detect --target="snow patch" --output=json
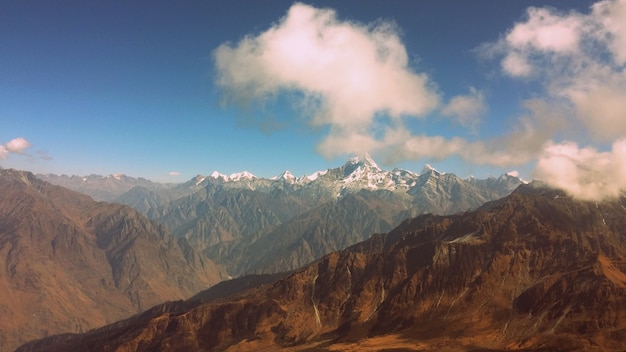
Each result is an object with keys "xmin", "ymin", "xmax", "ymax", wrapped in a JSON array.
[
  {"xmin": 307, "ymin": 170, "xmax": 328, "ymax": 181},
  {"xmin": 210, "ymin": 171, "xmax": 228, "ymax": 180},
  {"xmin": 272, "ymin": 170, "xmax": 297, "ymax": 183},
  {"xmin": 195, "ymin": 176, "xmax": 207, "ymax": 186}
]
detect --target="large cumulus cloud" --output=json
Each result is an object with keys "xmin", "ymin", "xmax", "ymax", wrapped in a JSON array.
[
  {"xmin": 486, "ymin": 0, "xmax": 626, "ymax": 200},
  {"xmin": 215, "ymin": 0, "xmax": 626, "ymax": 201},
  {"xmin": 214, "ymin": 2, "xmax": 489, "ymax": 159}
]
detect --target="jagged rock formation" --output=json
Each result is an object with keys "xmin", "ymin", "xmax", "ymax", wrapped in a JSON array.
[
  {"xmin": 18, "ymin": 184, "xmax": 626, "ymax": 351},
  {"xmin": 0, "ymin": 169, "xmax": 226, "ymax": 351}
]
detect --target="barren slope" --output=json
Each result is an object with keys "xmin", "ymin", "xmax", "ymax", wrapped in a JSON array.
[
  {"xmin": 17, "ymin": 184, "xmax": 626, "ymax": 351},
  {"xmin": 0, "ymin": 169, "xmax": 225, "ymax": 351}
]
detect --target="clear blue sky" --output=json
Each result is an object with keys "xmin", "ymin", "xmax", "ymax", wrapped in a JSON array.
[{"xmin": 3, "ymin": 0, "xmax": 617, "ymax": 187}]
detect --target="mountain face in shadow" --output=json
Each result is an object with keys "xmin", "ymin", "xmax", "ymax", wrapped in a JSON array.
[
  {"xmin": 100, "ymin": 156, "xmax": 523, "ymax": 277},
  {"xmin": 18, "ymin": 184, "xmax": 626, "ymax": 351},
  {"xmin": 0, "ymin": 169, "xmax": 226, "ymax": 351}
]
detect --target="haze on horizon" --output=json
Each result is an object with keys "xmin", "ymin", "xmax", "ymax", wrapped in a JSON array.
[{"xmin": 2, "ymin": 0, "xmax": 626, "ymax": 201}]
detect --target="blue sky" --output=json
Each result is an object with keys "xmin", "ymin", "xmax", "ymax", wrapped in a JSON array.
[{"xmin": 4, "ymin": 0, "xmax": 624, "ymax": 199}]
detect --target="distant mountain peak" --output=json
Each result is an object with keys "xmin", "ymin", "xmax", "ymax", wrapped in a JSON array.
[
  {"xmin": 210, "ymin": 171, "xmax": 228, "ymax": 180},
  {"xmin": 501, "ymin": 172, "xmax": 529, "ymax": 184},
  {"xmin": 346, "ymin": 152, "xmax": 381, "ymax": 170},
  {"xmin": 421, "ymin": 164, "xmax": 442, "ymax": 176},
  {"xmin": 104, "ymin": 173, "xmax": 125, "ymax": 181},
  {"xmin": 306, "ymin": 170, "xmax": 328, "ymax": 181},
  {"xmin": 228, "ymin": 171, "xmax": 257, "ymax": 181},
  {"xmin": 271, "ymin": 170, "xmax": 297, "ymax": 183}
]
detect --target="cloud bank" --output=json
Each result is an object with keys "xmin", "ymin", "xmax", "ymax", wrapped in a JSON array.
[
  {"xmin": 535, "ymin": 139, "xmax": 626, "ymax": 201},
  {"xmin": 486, "ymin": 0, "xmax": 626, "ymax": 200},
  {"xmin": 215, "ymin": 0, "xmax": 626, "ymax": 201},
  {"xmin": 0, "ymin": 137, "xmax": 31, "ymax": 160}
]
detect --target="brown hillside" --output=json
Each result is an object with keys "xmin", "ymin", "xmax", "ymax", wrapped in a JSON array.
[
  {"xmin": 17, "ymin": 184, "xmax": 626, "ymax": 351},
  {"xmin": 0, "ymin": 169, "xmax": 225, "ymax": 351}
]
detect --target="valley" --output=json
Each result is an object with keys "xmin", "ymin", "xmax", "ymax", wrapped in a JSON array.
[{"xmin": 6, "ymin": 0, "xmax": 626, "ymax": 350}]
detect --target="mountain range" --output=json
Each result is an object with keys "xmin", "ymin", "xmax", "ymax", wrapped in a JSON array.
[
  {"xmin": 0, "ymin": 169, "xmax": 226, "ymax": 351},
  {"xmin": 39, "ymin": 154, "xmax": 524, "ymax": 277},
  {"xmin": 18, "ymin": 184, "xmax": 626, "ymax": 351}
]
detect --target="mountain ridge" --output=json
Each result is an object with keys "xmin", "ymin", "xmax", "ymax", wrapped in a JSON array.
[
  {"xmin": 17, "ymin": 183, "xmax": 626, "ymax": 351},
  {"xmin": 38, "ymin": 156, "xmax": 526, "ymax": 277},
  {"xmin": 0, "ymin": 169, "xmax": 226, "ymax": 351},
  {"xmin": 37, "ymin": 153, "xmax": 525, "ymax": 202}
]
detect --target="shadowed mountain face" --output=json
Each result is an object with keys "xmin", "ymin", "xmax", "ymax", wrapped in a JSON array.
[
  {"xmin": 95, "ymin": 157, "xmax": 523, "ymax": 277},
  {"xmin": 0, "ymin": 169, "xmax": 226, "ymax": 351},
  {"xmin": 18, "ymin": 184, "xmax": 626, "ymax": 351},
  {"xmin": 37, "ymin": 157, "xmax": 523, "ymax": 278}
]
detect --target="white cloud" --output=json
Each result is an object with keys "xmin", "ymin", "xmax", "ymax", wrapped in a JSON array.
[
  {"xmin": 0, "ymin": 137, "xmax": 31, "ymax": 159},
  {"xmin": 592, "ymin": 0, "xmax": 626, "ymax": 65},
  {"xmin": 559, "ymin": 63, "xmax": 626, "ymax": 141},
  {"xmin": 213, "ymin": 2, "xmax": 571, "ymax": 171},
  {"xmin": 5, "ymin": 137, "xmax": 30, "ymax": 154},
  {"xmin": 351, "ymin": 126, "xmax": 539, "ymax": 168},
  {"xmin": 214, "ymin": 1, "xmax": 626, "ymax": 201},
  {"xmin": 490, "ymin": 0, "xmax": 626, "ymax": 135},
  {"xmin": 441, "ymin": 87, "xmax": 487, "ymax": 128},
  {"xmin": 501, "ymin": 53, "xmax": 533, "ymax": 77},
  {"xmin": 497, "ymin": 7, "xmax": 584, "ymax": 77},
  {"xmin": 214, "ymin": 2, "xmax": 440, "ymax": 158},
  {"xmin": 168, "ymin": 171, "xmax": 181, "ymax": 176},
  {"xmin": 481, "ymin": 0, "xmax": 626, "ymax": 200},
  {"xmin": 534, "ymin": 139, "xmax": 626, "ymax": 201},
  {"xmin": 506, "ymin": 7, "xmax": 583, "ymax": 53}
]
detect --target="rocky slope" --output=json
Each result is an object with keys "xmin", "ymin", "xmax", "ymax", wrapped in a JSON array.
[
  {"xmin": 209, "ymin": 189, "xmax": 411, "ymax": 275},
  {"xmin": 37, "ymin": 156, "xmax": 523, "ymax": 277},
  {"xmin": 134, "ymin": 156, "xmax": 523, "ymax": 276},
  {"xmin": 18, "ymin": 184, "xmax": 626, "ymax": 351},
  {"xmin": 0, "ymin": 169, "xmax": 226, "ymax": 351}
]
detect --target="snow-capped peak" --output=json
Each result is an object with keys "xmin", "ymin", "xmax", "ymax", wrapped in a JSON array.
[
  {"xmin": 362, "ymin": 152, "xmax": 379, "ymax": 169},
  {"xmin": 346, "ymin": 152, "xmax": 381, "ymax": 170},
  {"xmin": 105, "ymin": 173, "xmax": 125, "ymax": 181},
  {"xmin": 272, "ymin": 170, "xmax": 297, "ymax": 183},
  {"xmin": 210, "ymin": 171, "xmax": 228, "ymax": 180},
  {"xmin": 228, "ymin": 171, "xmax": 257, "ymax": 181},
  {"xmin": 306, "ymin": 169, "xmax": 328, "ymax": 181}
]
